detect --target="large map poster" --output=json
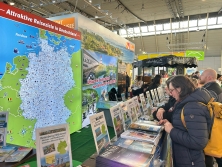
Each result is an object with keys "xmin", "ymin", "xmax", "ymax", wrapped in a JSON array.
[{"xmin": 0, "ymin": 3, "xmax": 82, "ymax": 147}]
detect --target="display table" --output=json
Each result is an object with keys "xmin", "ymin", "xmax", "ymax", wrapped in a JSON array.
[{"xmin": 0, "ymin": 149, "xmax": 36, "ymax": 167}]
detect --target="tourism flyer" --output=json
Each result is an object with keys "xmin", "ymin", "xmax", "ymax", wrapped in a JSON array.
[
  {"xmin": 0, "ymin": 145, "xmax": 17, "ymax": 162},
  {"xmin": 35, "ymin": 123, "xmax": 72, "ymax": 167},
  {"xmin": 132, "ymin": 96, "xmax": 142, "ymax": 118},
  {"xmin": 0, "ymin": 112, "xmax": 8, "ymax": 147},
  {"xmin": 129, "ymin": 121, "xmax": 162, "ymax": 133},
  {"xmin": 150, "ymin": 89, "xmax": 157, "ymax": 104},
  {"xmin": 110, "ymin": 104, "xmax": 124, "ymax": 138},
  {"xmin": 146, "ymin": 91, "xmax": 154, "ymax": 109},
  {"xmin": 5, "ymin": 147, "xmax": 32, "ymax": 162},
  {"xmin": 139, "ymin": 93, "xmax": 148, "ymax": 115},
  {"xmin": 89, "ymin": 112, "xmax": 110, "ymax": 154},
  {"xmin": 119, "ymin": 102, "xmax": 131, "ymax": 130},
  {"xmin": 121, "ymin": 93, "xmax": 126, "ymax": 102},
  {"xmin": 126, "ymin": 99, "xmax": 138, "ymax": 123}
]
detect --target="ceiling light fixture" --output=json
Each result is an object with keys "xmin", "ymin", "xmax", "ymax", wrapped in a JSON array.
[
  {"xmin": 30, "ymin": 2, "xmax": 34, "ymax": 8},
  {"xmin": 40, "ymin": 2, "xmax": 43, "ymax": 6},
  {"xmin": 89, "ymin": 0, "xmax": 92, "ymax": 3},
  {"xmin": 9, "ymin": 2, "xmax": 15, "ymax": 5},
  {"xmin": 52, "ymin": 0, "xmax": 56, "ymax": 3},
  {"xmin": 141, "ymin": 3, "xmax": 145, "ymax": 11},
  {"xmin": 94, "ymin": 4, "xmax": 101, "ymax": 10}
]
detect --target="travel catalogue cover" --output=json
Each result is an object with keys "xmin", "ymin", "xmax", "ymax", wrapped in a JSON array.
[
  {"xmin": 5, "ymin": 147, "xmax": 32, "ymax": 162},
  {"xmin": 139, "ymin": 93, "xmax": 148, "ymax": 114},
  {"xmin": 120, "ymin": 129, "xmax": 160, "ymax": 144},
  {"xmin": 113, "ymin": 138, "xmax": 156, "ymax": 154},
  {"xmin": 97, "ymin": 145, "xmax": 153, "ymax": 167},
  {"xmin": 35, "ymin": 123, "xmax": 72, "ymax": 167},
  {"xmin": 90, "ymin": 112, "xmax": 110, "ymax": 154},
  {"xmin": 129, "ymin": 121, "xmax": 162, "ymax": 133},
  {"xmin": 126, "ymin": 99, "xmax": 138, "ymax": 123},
  {"xmin": 110, "ymin": 104, "xmax": 124, "ymax": 137},
  {"xmin": 0, "ymin": 112, "xmax": 8, "ymax": 147},
  {"xmin": 119, "ymin": 102, "xmax": 131, "ymax": 130},
  {"xmin": 132, "ymin": 96, "xmax": 142, "ymax": 118}
]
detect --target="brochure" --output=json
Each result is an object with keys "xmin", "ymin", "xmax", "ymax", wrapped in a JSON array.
[
  {"xmin": 129, "ymin": 121, "xmax": 162, "ymax": 133},
  {"xmin": 5, "ymin": 147, "xmax": 32, "ymax": 162},
  {"xmin": 139, "ymin": 93, "xmax": 148, "ymax": 115},
  {"xmin": 110, "ymin": 104, "xmax": 124, "ymax": 138},
  {"xmin": 0, "ymin": 145, "xmax": 17, "ymax": 162},
  {"xmin": 0, "ymin": 112, "xmax": 9, "ymax": 147},
  {"xmin": 97, "ymin": 145, "xmax": 153, "ymax": 167},
  {"xmin": 121, "ymin": 93, "xmax": 126, "ymax": 102},
  {"xmin": 89, "ymin": 112, "xmax": 110, "ymax": 154},
  {"xmin": 132, "ymin": 96, "xmax": 142, "ymax": 118},
  {"xmin": 126, "ymin": 99, "xmax": 138, "ymax": 123},
  {"xmin": 113, "ymin": 138, "xmax": 156, "ymax": 154},
  {"xmin": 119, "ymin": 102, "xmax": 131, "ymax": 130},
  {"xmin": 146, "ymin": 92, "xmax": 154, "ymax": 109},
  {"xmin": 120, "ymin": 129, "xmax": 160, "ymax": 144},
  {"xmin": 35, "ymin": 123, "xmax": 72, "ymax": 167}
]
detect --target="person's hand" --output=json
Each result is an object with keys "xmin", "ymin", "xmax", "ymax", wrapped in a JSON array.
[
  {"xmin": 156, "ymin": 108, "xmax": 165, "ymax": 120},
  {"xmin": 163, "ymin": 119, "xmax": 173, "ymax": 133}
]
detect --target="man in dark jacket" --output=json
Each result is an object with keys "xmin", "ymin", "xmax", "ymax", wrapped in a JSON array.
[{"xmin": 199, "ymin": 68, "xmax": 222, "ymax": 167}]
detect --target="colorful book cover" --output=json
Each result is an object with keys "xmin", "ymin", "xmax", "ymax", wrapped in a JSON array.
[
  {"xmin": 132, "ymin": 96, "xmax": 142, "ymax": 118},
  {"xmin": 0, "ymin": 145, "xmax": 17, "ymax": 162},
  {"xmin": 120, "ymin": 129, "xmax": 160, "ymax": 144},
  {"xmin": 119, "ymin": 102, "xmax": 131, "ymax": 130},
  {"xmin": 35, "ymin": 123, "xmax": 72, "ymax": 167},
  {"xmin": 139, "ymin": 93, "xmax": 148, "ymax": 115},
  {"xmin": 90, "ymin": 112, "xmax": 110, "ymax": 154},
  {"xmin": 98, "ymin": 145, "xmax": 153, "ymax": 167},
  {"xmin": 113, "ymin": 138, "xmax": 155, "ymax": 154},
  {"xmin": 0, "ymin": 112, "xmax": 9, "ymax": 147},
  {"xmin": 129, "ymin": 121, "xmax": 162, "ymax": 133},
  {"xmin": 126, "ymin": 99, "xmax": 138, "ymax": 123},
  {"xmin": 5, "ymin": 147, "xmax": 32, "ymax": 162},
  {"xmin": 146, "ymin": 92, "xmax": 154, "ymax": 109},
  {"xmin": 110, "ymin": 104, "xmax": 124, "ymax": 138}
]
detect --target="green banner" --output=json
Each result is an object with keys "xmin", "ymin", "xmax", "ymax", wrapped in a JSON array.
[{"xmin": 186, "ymin": 50, "xmax": 205, "ymax": 60}]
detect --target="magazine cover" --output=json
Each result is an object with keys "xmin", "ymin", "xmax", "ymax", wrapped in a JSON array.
[
  {"xmin": 89, "ymin": 112, "xmax": 110, "ymax": 154},
  {"xmin": 129, "ymin": 121, "xmax": 162, "ymax": 133},
  {"xmin": 126, "ymin": 99, "xmax": 138, "ymax": 123},
  {"xmin": 139, "ymin": 93, "xmax": 148, "ymax": 114},
  {"xmin": 5, "ymin": 147, "xmax": 32, "ymax": 162},
  {"xmin": 113, "ymin": 138, "xmax": 155, "ymax": 154},
  {"xmin": 120, "ymin": 129, "xmax": 160, "ymax": 144},
  {"xmin": 98, "ymin": 145, "xmax": 153, "ymax": 167},
  {"xmin": 110, "ymin": 105, "xmax": 124, "ymax": 138},
  {"xmin": 150, "ymin": 89, "xmax": 157, "ymax": 104},
  {"xmin": 146, "ymin": 92, "xmax": 153, "ymax": 109},
  {"xmin": 132, "ymin": 96, "xmax": 142, "ymax": 118},
  {"xmin": 36, "ymin": 123, "xmax": 72, "ymax": 167},
  {"xmin": 119, "ymin": 102, "xmax": 131, "ymax": 130},
  {"xmin": 0, "ymin": 145, "xmax": 17, "ymax": 162},
  {"xmin": 0, "ymin": 112, "xmax": 8, "ymax": 147}
]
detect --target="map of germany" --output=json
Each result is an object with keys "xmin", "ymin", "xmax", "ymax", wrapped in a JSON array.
[{"xmin": 0, "ymin": 17, "xmax": 82, "ymax": 147}]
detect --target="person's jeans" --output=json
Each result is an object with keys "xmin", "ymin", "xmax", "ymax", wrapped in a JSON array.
[{"xmin": 215, "ymin": 157, "xmax": 222, "ymax": 167}]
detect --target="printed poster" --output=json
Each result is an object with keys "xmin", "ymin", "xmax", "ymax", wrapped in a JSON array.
[
  {"xmin": 0, "ymin": 112, "xmax": 8, "ymax": 147},
  {"xmin": 110, "ymin": 104, "xmax": 124, "ymax": 137},
  {"xmin": 36, "ymin": 124, "xmax": 72, "ymax": 167},
  {"xmin": 89, "ymin": 112, "xmax": 110, "ymax": 154}
]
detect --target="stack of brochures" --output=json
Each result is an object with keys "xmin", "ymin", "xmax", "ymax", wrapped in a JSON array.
[
  {"xmin": 0, "ymin": 146, "xmax": 32, "ymax": 162},
  {"xmin": 96, "ymin": 145, "xmax": 153, "ymax": 167},
  {"xmin": 129, "ymin": 120, "xmax": 163, "ymax": 133}
]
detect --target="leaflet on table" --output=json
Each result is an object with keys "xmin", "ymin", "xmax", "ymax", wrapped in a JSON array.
[
  {"xmin": 36, "ymin": 123, "xmax": 72, "ymax": 167},
  {"xmin": 119, "ymin": 102, "xmax": 132, "ymax": 130},
  {"xmin": 0, "ymin": 112, "xmax": 9, "ymax": 147},
  {"xmin": 0, "ymin": 145, "xmax": 17, "ymax": 162},
  {"xmin": 139, "ymin": 93, "xmax": 148, "ymax": 115},
  {"xmin": 129, "ymin": 121, "xmax": 162, "ymax": 133},
  {"xmin": 89, "ymin": 112, "xmax": 110, "ymax": 154},
  {"xmin": 5, "ymin": 147, "xmax": 32, "ymax": 162},
  {"xmin": 126, "ymin": 99, "xmax": 138, "ymax": 122},
  {"xmin": 120, "ymin": 129, "xmax": 160, "ymax": 144},
  {"xmin": 132, "ymin": 96, "xmax": 142, "ymax": 118},
  {"xmin": 110, "ymin": 104, "xmax": 124, "ymax": 138},
  {"xmin": 113, "ymin": 138, "xmax": 156, "ymax": 154},
  {"xmin": 146, "ymin": 92, "xmax": 154, "ymax": 109}
]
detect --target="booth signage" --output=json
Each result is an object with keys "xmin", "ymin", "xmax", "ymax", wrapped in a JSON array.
[{"xmin": 185, "ymin": 50, "xmax": 204, "ymax": 60}]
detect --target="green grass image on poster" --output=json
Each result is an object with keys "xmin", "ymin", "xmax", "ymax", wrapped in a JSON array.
[{"xmin": 186, "ymin": 50, "xmax": 205, "ymax": 60}]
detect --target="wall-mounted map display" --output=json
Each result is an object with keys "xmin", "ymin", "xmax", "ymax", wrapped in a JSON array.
[{"xmin": 0, "ymin": 3, "xmax": 82, "ymax": 147}]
